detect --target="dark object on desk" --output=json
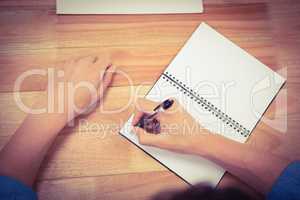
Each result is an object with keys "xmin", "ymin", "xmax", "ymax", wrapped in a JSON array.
[{"xmin": 135, "ymin": 99, "xmax": 174, "ymax": 134}]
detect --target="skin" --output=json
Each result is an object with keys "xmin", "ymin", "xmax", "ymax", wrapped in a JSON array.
[
  {"xmin": 132, "ymin": 98, "xmax": 290, "ymax": 195},
  {"xmin": 0, "ymin": 55, "xmax": 290, "ymax": 196},
  {"xmin": 0, "ymin": 55, "xmax": 116, "ymax": 187}
]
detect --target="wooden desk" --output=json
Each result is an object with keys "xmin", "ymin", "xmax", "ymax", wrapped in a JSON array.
[{"xmin": 0, "ymin": 0, "xmax": 300, "ymax": 199}]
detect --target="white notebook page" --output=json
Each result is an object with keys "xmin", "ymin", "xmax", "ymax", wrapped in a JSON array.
[
  {"xmin": 57, "ymin": 0, "xmax": 203, "ymax": 14},
  {"xmin": 120, "ymin": 23, "xmax": 285, "ymax": 186}
]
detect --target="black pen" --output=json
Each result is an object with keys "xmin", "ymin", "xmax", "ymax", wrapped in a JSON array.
[{"xmin": 135, "ymin": 99, "xmax": 174, "ymax": 134}]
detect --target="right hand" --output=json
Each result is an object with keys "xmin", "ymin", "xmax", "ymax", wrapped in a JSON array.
[{"xmin": 132, "ymin": 98, "xmax": 212, "ymax": 155}]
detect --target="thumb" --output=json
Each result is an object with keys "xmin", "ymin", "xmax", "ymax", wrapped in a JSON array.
[
  {"xmin": 98, "ymin": 65, "xmax": 116, "ymax": 100},
  {"xmin": 134, "ymin": 98, "xmax": 161, "ymax": 113},
  {"xmin": 133, "ymin": 127, "xmax": 170, "ymax": 148},
  {"xmin": 132, "ymin": 98, "xmax": 161, "ymax": 126}
]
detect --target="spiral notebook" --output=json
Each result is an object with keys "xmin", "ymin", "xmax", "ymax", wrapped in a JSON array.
[{"xmin": 120, "ymin": 22, "xmax": 285, "ymax": 186}]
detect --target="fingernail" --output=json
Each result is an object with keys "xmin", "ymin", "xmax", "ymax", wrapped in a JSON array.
[
  {"xmin": 132, "ymin": 126, "xmax": 137, "ymax": 133},
  {"xmin": 109, "ymin": 65, "xmax": 117, "ymax": 73},
  {"xmin": 93, "ymin": 56, "xmax": 98, "ymax": 63},
  {"xmin": 106, "ymin": 63, "xmax": 113, "ymax": 69}
]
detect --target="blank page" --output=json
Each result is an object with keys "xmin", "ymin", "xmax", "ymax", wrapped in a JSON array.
[
  {"xmin": 57, "ymin": 0, "xmax": 203, "ymax": 14},
  {"xmin": 120, "ymin": 23, "xmax": 285, "ymax": 186}
]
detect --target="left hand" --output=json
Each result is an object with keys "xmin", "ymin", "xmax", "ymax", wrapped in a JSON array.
[
  {"xmin": 54, "ymin": 55, "xmax": 116, "ymax": 119},
  {"xmin": 0, "ymin": 56, "xmax": 115, "ymax": 187}
]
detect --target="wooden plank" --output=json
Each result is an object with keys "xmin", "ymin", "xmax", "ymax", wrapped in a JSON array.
[
  {"xmin": 0, "ymin": 4, "xmax": 272, "ymax": 51},
  {"xmin": 269, "ymin": 1, "xmax": 300, "ymax": 96},
  {"xmin": 0, "ymin": 2, "xmax": 279, "ymax": 92},
  {"xmin": 36, "ymin": 170, "xmax": 265, "ymax": 200},
  {"xmin": 0, "ymin": 133, "xmax": 168, "ymax": 180},
  {"xmin": 0, "ymin": 1, "xmax": 300, "ymax": 200},
  {"xmin": 37, "ymin": 134, "xmax": 167, "ymax": 180},
  {"xmin": 37, "ymin": 171, "xmax": 187, "ymax": 200},
  {"xmin": 0, "ymin": 44, "xmax": 276, "ymax": 92}
]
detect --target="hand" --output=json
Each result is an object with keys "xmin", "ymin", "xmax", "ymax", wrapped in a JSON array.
[
  {"xmin": 132, "ymin": 99, "xmax": 291, "ymax": 195},
  {"xmin": 0, "ymin": 56, "xmax": 115, "ymax": 187},
  {"xmin": 56, "ymin": 55, "xmax": 116, "ymax": 119},
  {"xmin": 132, "ymin": 98, "xmax": 212, "ymax": 155}
]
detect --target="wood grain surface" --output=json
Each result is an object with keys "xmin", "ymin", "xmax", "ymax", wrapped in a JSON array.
[{"xmin": 0, "ymin": 0, "xmax": 300, "ymax": 199}]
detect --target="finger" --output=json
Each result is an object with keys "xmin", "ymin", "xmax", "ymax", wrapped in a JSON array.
[
  {"xmin": 133, "ymin": 127, "xmax": 190, "ymax": 152},
  {"xmin": 97, "ymin": 65, "xmax": 116, "ymax": 100},
  {"xmin": 132, "ymin": 98, "xmax": 161, "ymax": 126},
  {"xmin": 96, "ymin": 63, "xmax": 112, "ymax": 83},
  {"xmin": 77, "ymin": 56, "xmax": 97, "ymax": 67},
  {"xmin": 93, "ymin": 54, "xmax": 111, "ymax": 71},
  {"xmin": 132, "ymin": 110, "xmax": 161, "ymax": 127},
  {"xmin": 132, "ymin": 110, "xmax": 145, "ymax": 126},
  {"xmin": 134, "ymin": 98, "xmax": 160, "ymax": 114},
  {"xmin": 101, "ymin": 64, "xmax": 116, "ymax": 87},
  {"xmin": 133, "ymin": 127, "xmax": 169, "ymax": 148}
]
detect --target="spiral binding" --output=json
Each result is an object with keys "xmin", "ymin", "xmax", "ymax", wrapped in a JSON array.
[{"xmin": 162, "ymin": 71, "xmax": 250, "ymax": 138}]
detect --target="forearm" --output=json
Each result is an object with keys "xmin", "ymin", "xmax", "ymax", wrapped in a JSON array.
[
  {"xmin": 0, "ymin": 98, "xmax": 69, "ymax": 187},
  {"xmin": 0, "ymin": 56, "xmax": 113, "ymax": 188},
  {"xmin": 199, "ymin": 134, "xmax": 290, "ymax": 194}
]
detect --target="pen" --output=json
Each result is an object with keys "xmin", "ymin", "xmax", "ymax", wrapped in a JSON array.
[{"xmin": 135, "ymin": 99, "xmax": 174, "ymax": 134}]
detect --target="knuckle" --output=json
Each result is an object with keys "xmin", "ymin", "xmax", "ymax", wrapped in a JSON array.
[{"xmin": 138, "ymin": 134, "xmax": 147, "ymax": 144}]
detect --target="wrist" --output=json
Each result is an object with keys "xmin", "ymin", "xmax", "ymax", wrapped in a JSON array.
[
  {"xmin": 188, "ymin": 127, "xmax": 216, "ymax": 157},
  {"xmin": 191, "ymin": 133, "xmax": 228, "ymax": 159},
  {"xmin": 33, "ymin": 94, "xmax": 70, "ymax": 123},
  {"xmin": 31, "ymin": 87, "xmax": 72, "ymax": 125}
]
